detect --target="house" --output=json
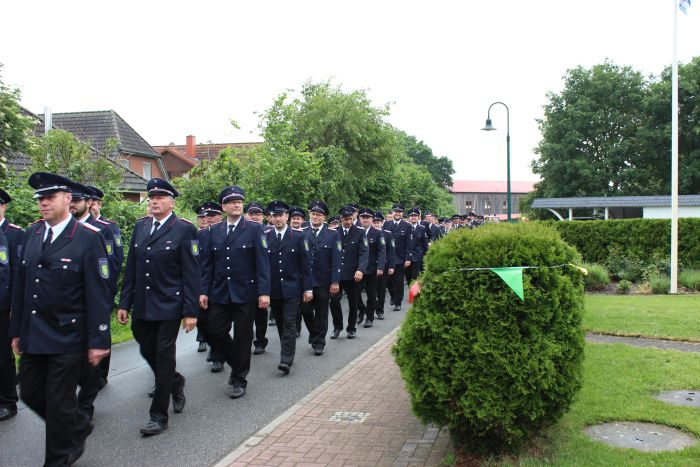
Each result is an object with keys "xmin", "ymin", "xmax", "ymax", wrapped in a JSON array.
[
  {"xmin": 6, "ymin": 108, "xmax": 148, "ymax": 200},
  {"xmin": 43, "ymin": 110, "xmax": 168, "ymax": 189},
  {"xmin": 450, "ymin": 180, "xmax": 536, "ymax": 219},
  {"xmin": 531, "ymin": 195, "xmax": 700, "ymax": 220},
  {"xmin": 154, "ymin": 135, "xmax": 260, "ymax": 178}
]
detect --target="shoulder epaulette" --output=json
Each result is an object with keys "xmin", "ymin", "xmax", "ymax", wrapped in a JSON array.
[
  {"xmin": 383, "ymin": 229, "xmax": 391, "ymax": 233},
  {"xmin": 81, "ymin": 222, "xmax": 101, "ymax": 233},
  {"xmin": 180, "ymin": 218, "xmax": 193, "ymax": 225},
  {"xmin": 137, "ymin": 215, "xmax": 150, "ymax": 220},
  {"xmin": 94, "ymin": 218, "xmax": 110, "ymax": 226},
  {"xmin": 102, "ymin": 217, "xmax": 116, "ymax": 224},
  {"xmin": 7, "ymin": 223, "xmax": 22, "ymax": 230},
  {"xmin": 292, "ymin": 228, "xmax": 304, "ymax": 232},
  {"xmin": 209, "ymin": 220, "xmax": 222, "ymax": 227},
  {"xmin": 30, "ymin": 218, "xmax": 43, "ymax": 226}
]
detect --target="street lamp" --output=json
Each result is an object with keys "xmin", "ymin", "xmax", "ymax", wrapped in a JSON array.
[{"xmin": 481, "ymin": 102, "xmax": 511, "ymax": 222}]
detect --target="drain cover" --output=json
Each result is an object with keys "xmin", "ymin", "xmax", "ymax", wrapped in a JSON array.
[
  {"xmin": 328, "ymin": 411, "xmax": 370, "ymax": 423},
  {"xmin": 584, "ymin": 422, "xmax": 697, "ymax": 452},
  {"xmin": 656, "ymin": 390, "xmax": 700, "ymax": 408}
]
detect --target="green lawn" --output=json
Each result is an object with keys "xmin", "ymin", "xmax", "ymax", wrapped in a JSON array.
[
  {"xmin": 583, "ymin": 294, "xmax": 700, "ymax": 341},
  {"xmin": 110, "ymin": 313, "xmax": 133, "ymax": 345},
  {"xmin": 510, "ymin": 343, "xmax": 700, "ymax": 466}
]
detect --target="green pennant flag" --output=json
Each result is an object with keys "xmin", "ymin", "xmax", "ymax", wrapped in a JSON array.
[{"xmin": 490, "ymin": 267, "xmax": 525, "ymax": 301}]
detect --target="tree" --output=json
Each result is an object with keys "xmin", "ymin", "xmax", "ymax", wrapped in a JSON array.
[
  {"xmin": 0, "ymin": 64, "xmax": 36, "ymax": 178},
  {"xmin": 174, "ymin": 147, "xmax": 243, "ymax": 209},
  {"xmin": 397, "ymin": 130, "xmax": 455, "ymax": 189}
]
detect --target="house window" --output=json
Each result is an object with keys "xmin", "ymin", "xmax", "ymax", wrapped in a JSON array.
[
  {"xmin": 484, "ymin": 200, "xmax": 491, "ymax": 211},
  {"xmin": 465, "ymin": 200, "xmax": 473, "ymax": 210},
  {"xmin": 502, "ymin": 199, "xmax": 507, "ymax": 210},
  {"xmin": 121, "ymin": 159, "xmax": 130, "ymax": 170},
  {"xmin": 143, "ymin": 162, "xmax": 152, "ymax": 180}
]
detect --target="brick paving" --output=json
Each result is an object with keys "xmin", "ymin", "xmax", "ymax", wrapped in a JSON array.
[{"xmin": 216, "ymin": 328, "xmax": 450, "ymax": 467}]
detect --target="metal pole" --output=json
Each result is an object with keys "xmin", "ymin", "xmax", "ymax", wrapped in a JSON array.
[
  {"xmin": 670, "ymin": 0, "xmax": 679, "ymax": 294},
  {"xmin": 506, "ymin": 109, "xmax": 511, "ymax": 222}
]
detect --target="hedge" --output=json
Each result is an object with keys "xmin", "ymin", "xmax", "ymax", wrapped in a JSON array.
[{"xmin": 544, "ymin": 218, "xmax": 700, "ymax": 268}]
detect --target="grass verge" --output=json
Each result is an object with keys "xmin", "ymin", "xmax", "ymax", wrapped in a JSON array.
[
  {"xmin": 583, "ymin": 294, "xmax": 700, "ymax": 341},
  {"xmin": 110, "ymin": 312, "xmax": 133, "ymax": 344}
]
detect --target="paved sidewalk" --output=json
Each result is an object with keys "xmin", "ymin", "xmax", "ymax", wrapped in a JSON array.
[{"xmin": 216, "ymin": 327, "xmax": 450, "ymax": 467}]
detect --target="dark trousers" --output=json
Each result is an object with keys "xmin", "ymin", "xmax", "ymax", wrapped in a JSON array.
[
  {"xmin": 391, "ymin": 264, "xmax": 406, "ymax": 304},
  {"xmin": 406, "ymin": 261, "xmax": 423, "ymax": 284},
  {"xmin": 209, "ymin": 301, "xmax": 255, "ymax": 388},
  {"xmin": 196, "ymin": 307, "xmax": 225, "ymax": 362},
  {"xmin": 301, "ymin": 286, "xmax": 330, "ymax": 349},
  {"xmin": 253, "ymin": 306, "xmax": 269, "ymax": 349},
  {"xmin": 0, "ymin": 312, "xmax": 18, "ymax": 410},
  {"xmin": 376, "ymin": 271, "xmax": 390, "ymax": 314},
  {"xmin": 357, "ymin": 274, "xmax": 378, "ymax": 322},
  {"xmin": 131, "ymin": 319, "xmax": 184, "ymax": 423},
  {"xmin": 271, "ymin": 298, "xmax": 300, "ymax": 365},
  {"xmin": 76, "ymin": 358, "xmax": 104, "ymax": 438},
  {"xmin": 20, "ymin": 352, "xmax": 84, "ymax": 467},
  {"xmin": 330, "ymin": 279, "xmax": 359, "ymax": 333}
]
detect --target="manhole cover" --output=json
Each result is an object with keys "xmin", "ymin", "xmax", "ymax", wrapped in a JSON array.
[
  {"xmin": 328, "ymin": 411, "xmax": 370, "ymax": 423},
  {"xmin": 584, "ymin": 422, "xmax": 696, "ymax": 452},
  {"xmin": 656, "ymin": 390, "xmax": 700, "ymax": 407}
]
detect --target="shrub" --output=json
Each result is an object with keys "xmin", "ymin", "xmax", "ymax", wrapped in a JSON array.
[
  {"xmin": 679, "ymin": 270, "xmax": 700, "ymax": 291},
  {"xmin": 606, "ymin": 253, "xmax": 644, "ymax": 283},
  {"xmin": 649, "ymin": 273, "xmax": 670, "ymax": 294},
  {"xmin": 582, "ymin": 263, "xmax": 611, "ymax": 291},
  {"xmin": 393, "ymin": 223, "xmax": 585, "ymax": 454},
  {"xmin": 616, "ymin": 279, "xmax": 632, "ymax": 295}
]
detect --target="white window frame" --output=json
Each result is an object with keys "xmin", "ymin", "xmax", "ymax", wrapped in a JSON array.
[{"xmin": 143, "ymin": 162, "xmax": 152, "ymax": 180}]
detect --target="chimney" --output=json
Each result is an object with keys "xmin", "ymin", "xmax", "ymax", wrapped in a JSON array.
[{"xmin": 186, "ymin": 135, "xmax": 196, "ymax": 158}]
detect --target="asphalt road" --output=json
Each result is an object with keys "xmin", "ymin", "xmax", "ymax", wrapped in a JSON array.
[{"xmin": 0, "ymin": 290, "xmax": 409, "ymax": 467}]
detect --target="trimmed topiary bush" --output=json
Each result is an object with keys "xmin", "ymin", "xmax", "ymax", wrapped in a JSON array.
[
  {"xmin": 393, "ymin": 222, "xmax": 585, "ymax": 454},
  {"xmin": 582, "ymin": 263, "xmax": 611, "ymax": 291}
]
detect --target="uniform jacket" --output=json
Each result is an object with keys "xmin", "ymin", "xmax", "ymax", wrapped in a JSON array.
[
  {"xmin": 86, "ymin": 214, "xmax": 119, "ymax": 296},
  {"xmin": 0, "ymin": 220, "xmax": 25, "ymax": 312},
  {"xmin": 119, "ymin": 214, "xmax": 200, "ymax": 320},
  {"xmin": 429, "ymin": 223, "xmax": 443, "ymax": 242},
  {"xmin": 96, "ymin": 215, "xmax": 124, "ymax": 285},
  {"xmin": 383, "ymin": 219, "xmax": 412, "ymax": 264},
  {"xmin": 10, "ymin": 217, "xmax": 112, "ymax": 353},
  {"xmin": 382, "ymin": 229, "xmax": 396, "ymax": 273},
  {"xmin": 338, "ymin": 225, "xmax": 369, "ymax": 281},
  {"xmin": 420, "ymin": 220, "xmax": 432, "ymax": 241},
  {"xmin": 266, "ymin": 228, "xmax": 313, "ymax": 300},
  {"xmin": 201, "ymin": 218, "xmax": 270, "ymax": 305},
  {"xmin": 305, "ymin": 224, "xmax": 341, "ymax": 288},
  {"xmin": 407, "ymin": 223, "xmax": 430, "ymax": 263},
  {"xmin": 362, "ymin": 226, "xmax": 386, "ymax": 275}
]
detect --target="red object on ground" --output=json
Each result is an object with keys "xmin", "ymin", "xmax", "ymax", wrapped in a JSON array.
[{"xmin": 408, "ymin": 281, "xmax": 422, "ymax": 304}]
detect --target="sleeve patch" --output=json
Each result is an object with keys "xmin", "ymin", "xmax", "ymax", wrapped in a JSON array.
[
  {"xmin": 380, "ymin": 236, "xmax": 386, "ymax": 246},
  {"xmin": 261, "ymin": 235, "xmax": 268, "ymax": 249},
  {"xmin": 363, "ymin": 238, "xmax": 368, "ymax": 247},
  {"xmin": 336, "ymin": 241, "xmax": 342, "ymax": 252},
  {"xmin": 304, "ymin": 239, "xmax": 310, "ymax": 251},
  {"xmin": 191, "ymin": 239, "xmax": 199, "ymax": 256},
  {"xmin": 98, "ymin": 258, "xmax": 110, "ymax": 279},
  {"xmin": 114, "ymin": 234, "xmax": 122, "ymax": 247},
  {"xmin": 106, "ymin": 240, "xmax": 114, "ymax": 255},
  {"xmin": 0, "ymin": 246, "xmax": 8, "ymax": 265}
]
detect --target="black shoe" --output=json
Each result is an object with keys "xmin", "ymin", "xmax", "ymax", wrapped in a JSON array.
[
  {"xmin": 330, "ymin": 329, "xmax": 341, "ymax": 339},
  {"xmin": 278, "ymin": 362, "xmax": 291, "ymax": 374},
  {"xmin": 347, "ymin": 330, "xmax": 357, "ymax": 339},
  {"xmin": 296, "ymin": 331, "xmax": 301, "ymax": 338},
  {"xmin": 314, "ymin": 347, "xmax": 324, "ymax": 356},
  {"xmin": 364, "ymin": 320, "xmax": 373, "ymax": 328},
  {"xmin": 197, "ymin": 342, "xmax": 207, "ymax": 352},
  {"xmin": 230, "ymin": 385, "xmax": 246, "ymax": 399},
  {"xmin": 148, "ymin": 385, "xmax": 156, "ymax": 398},
  {"xmin": 253, "ymin": 346, "xmax": 265, "ymax": 355},
  {"xmin": 140, "ymin": 420, "xmax": 168, "ymax": 436},
  {"xmin": 268, "ymin": 318, "xmax": 276, "ymax": 327},
  {"xmin": 376, "ymin": 312, "xmax": 385, "ymax": 320},
  {"xmin": 98, "ymin": 377, "xmax": 108, "ymax": 390},
  {"xmin": 65, "ymin": 444, "xmax": 84, "ymax": 466},
  {"xmin": 211, "ymin": 361, "xmax": 224, "ymax": 373},
  {"xmin": 393, "ymin": 304, "xmax": 401, "ymax": 311},
  {"xmin": 0, "ymin": 406, "xmax": 18, "ymax": 421},
  {"xmin": 206, "ymin": 352, "xmax": 213, "ymax": 362},
  {"xmin": 357, "ymin": 314, "xmax": 364, "ymax": 324},
  {"xmin": 172, "ymin": 378, "xmax": 186, "ymax": 414}
]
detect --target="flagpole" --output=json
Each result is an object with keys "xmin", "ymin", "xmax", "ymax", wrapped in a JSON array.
[{"xmin": 670, "ymin": 0, "xmax": 680, "ymax": 294}]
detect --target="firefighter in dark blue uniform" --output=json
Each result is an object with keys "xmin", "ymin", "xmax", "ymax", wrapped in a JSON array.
[
  {"xmin": 405, "ymin": 207, "xmax": 430, "ymax": 283},
  {"xmin": 329, "ymin": 206, "xmax": 368, "ymax": 339},
  {"xmin": 265, "ymin": 201, "xmax": 313, "ymax": 374},
  {"xmin": 371, "ymin": 211, "xmax": 394, "ymax": 321},
  {"xmin": 356, "ymin": 208, "xmax": 386, "ymax": 328},
  {"xmin": 383, "ymin": 203, "xmax": 412, "ymax": 310},
  {"xmin": 87, "ymin": 185, "xmax": 124, "ymax": 286},
  {"xmin": 0, "ymin": 189, "xmax": 25, "ymax": 422},
  {"xmin": 117, "ymin": 178, "xmax": 200, "ymax": 436},
  {"xmin": 301, "ymin": 200, "xmax": 341, "ymax": 355},
  {"xmin": 10, "ymin": 173, "xmax": 112, "ymax": 466},
  {"xmin": 200, "ymin": 186, "xmax": 270, "ymax": 399},
  {"xmin": 245, "ymin": 201, "xmax": 272, "ymax": 355}
]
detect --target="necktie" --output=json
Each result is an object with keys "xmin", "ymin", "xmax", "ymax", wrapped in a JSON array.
[
  {"xmin": 227, "ymin": 224, "xmax": 235, "ymax": 238},
  {"xmin": 150, "ymin": 221, "xmax": 161, "ymax": 237},
  {"xmin": 313, "ymin": 228, "xmax": 319, "ymax": 237},
  {"xmin": 344, "ymin": 229, "xmax": 348, "ymax": 236},
  {"xmin": 277, "ymin": 232, "xmax": 282, "ymax": 242},
  {"xmin": 43, "ymin": 227, "xmax": 53, "ymax": 252}
]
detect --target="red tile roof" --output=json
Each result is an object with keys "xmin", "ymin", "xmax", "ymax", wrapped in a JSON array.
[
  {"xmin": 155, "ymin": 142, "xmax": 260, "ymax": 162},
  {"xmin": 450, "ymin": 180, "xmax": 536, "ymax": 194},
  {"xmin": 153, "ymin": 146, "xmax": 199, "ymax": 167}
]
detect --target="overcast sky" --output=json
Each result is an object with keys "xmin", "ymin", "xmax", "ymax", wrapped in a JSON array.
[{"xmin": 2, "ymin": 0, "xmax": 699, "ymax": 183}]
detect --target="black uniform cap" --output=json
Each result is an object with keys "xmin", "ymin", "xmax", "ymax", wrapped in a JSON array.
[
  {"xmin": 289, "ymin": 206, "xmax": 306, "ymax": 219},
  {"xmin": 147, "ymin": 178, "xmax": 179, "ymax": 197},
  {"xmin": 308, "ymin": 200, "xmax": 328, "ymax": 216},
  {"xmin": 85, "ymin": 185, "xmax": 104, "ymax": 200},
  {"xmin": 219, "ymin": 185, "xmax": 245, "ymax": 204},
  {"xmin": 0, "ymin": 188, "xmax": 12, "ymax": 204},
  {"xmin": 373, "ymin": 210, "xmax": 384, "ymax": 221},
  {"xmin": 339, "ymin": 206, "xmax": 355, "ymax": 218},
  {"xmin": 267, "ymin": 200, "xmax": 290, "ymax": 215},
  {"xmin": 28, "ymin": 172, "xmax": 75, "ymax": 199},
  {"xmin": 391, "ymin": 202, "xmax": 404, "ymax": 212},
  {"xmin": 358, "ymin": 207, "xmax": 374, "ymax": 217},
  {"xmin": 245, "ymin": 201, "xmax": 264, "ymax": 214}
]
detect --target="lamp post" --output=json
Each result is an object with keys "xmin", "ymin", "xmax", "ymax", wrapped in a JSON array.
[{"xmin": 481, "ymin": 102, "xmax": 511, "ymax": 222}]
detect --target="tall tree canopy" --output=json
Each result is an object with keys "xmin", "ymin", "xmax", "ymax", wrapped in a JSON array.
[
  {"xmin": 397, "ymin": 130, "xmax": 454, "ymax": 189},
  {"xmin": 0, "ymin": 64, "xmax": 36, "ymax": 177},
  {"xmin": 531, "ymin": 58, "xmax": 700, "ymax": 201}
]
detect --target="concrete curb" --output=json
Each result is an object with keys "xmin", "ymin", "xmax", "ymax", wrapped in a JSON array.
[{"xmin": 213, "ymin": 325, "xmax": 401, "ymax": 467}]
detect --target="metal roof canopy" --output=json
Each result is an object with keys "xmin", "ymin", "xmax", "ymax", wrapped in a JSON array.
[{"xmin": 532, "ymin": 195, "xmax": 700, "ymax": 209}]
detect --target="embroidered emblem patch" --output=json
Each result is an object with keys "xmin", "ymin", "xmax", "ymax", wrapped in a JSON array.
[
  {"xmin": 336, "ymin": 241, "xmax": 342, "ymax": 252},
  {"xmin": 363, "ymin": 238, "xmax": 368, "ymax": 247},
  {"xmin": 380, "ymin": 237, "xmax": 386, "ymax": 246},
  {"xmin": 304, "ymin": 239, "xmax": 310, "ymax": 251},
  {"xmin": 261, "ymin": 235, "xmax": 268, "ymax": 249},
  {"xmin": 191, "ymin": 240, "xmax": 199, "ymax": 256},
  {"xmin": 98, "ymin": 258, "xmax": 109, "ymax": 279},
  {"xmin": 114, "ymin": 234, "xmax": 122, "ymax": 247},
  {"xmin": 0, "ymin": 246, "xmax": 8, "ymax": 265},
  {"xmin": 106, "ymin": 240, "xmax": 113, "ymax": 255}
]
